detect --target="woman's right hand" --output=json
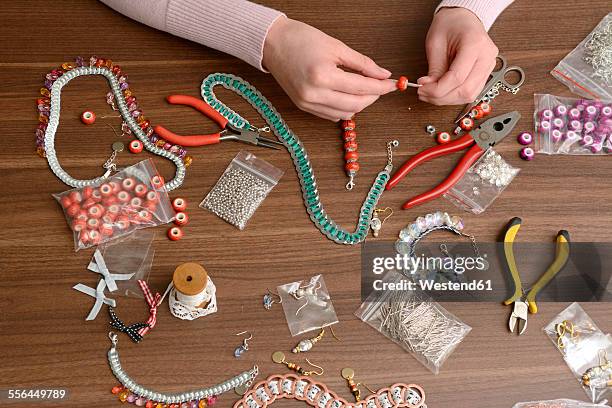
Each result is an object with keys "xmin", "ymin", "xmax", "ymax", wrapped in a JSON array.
[{"xmin": 263, "ymin": 17, "xmax": 396, "ymax": 121}]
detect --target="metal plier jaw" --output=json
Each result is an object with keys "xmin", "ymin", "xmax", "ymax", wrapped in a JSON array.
[
  {"xmin": 509, "ymin": 300, "xmax": 529, "ymax": 335},
  {"xmin": 471, "ymin": 111, "xmax": 521, "ymax": 150},
  {"xmin": 220, "ymin": 124, "xmax": 281, "ymax": 149}
]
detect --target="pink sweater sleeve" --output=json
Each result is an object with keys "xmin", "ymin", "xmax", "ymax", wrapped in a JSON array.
[
  {"xmin": 436, "ymin": 0, "xmax": 514, "ymax": 31},
  {"xmin": 99, "ymin": 0, "xmax": 285, "ymax": 71}
]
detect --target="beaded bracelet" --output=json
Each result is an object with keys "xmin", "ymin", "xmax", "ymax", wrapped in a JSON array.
[
  {"xmin": 200, "ymin": 74, "xmax": 397, "ymax": 245},
  {"xmin": 107, "ymin": 333, "xmax": 258, "ymax": 407},
  {"xmin": 36, "ymin": 56, "xmax": 187, "ymax": 191}
]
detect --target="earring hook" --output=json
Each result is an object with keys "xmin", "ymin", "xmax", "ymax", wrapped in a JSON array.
[
  {"xmin": 266, "ymin": 288, "xmax": 282, "ymax": 303},
  {"xmin": 305, "ymin": 358, "xmax": 324, "ymax": 376},
  {"xmin": 235, "ymin": 330, "xmax": 253, "ymax": 348}
]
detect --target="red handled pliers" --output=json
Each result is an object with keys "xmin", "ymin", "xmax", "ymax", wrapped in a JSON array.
[
  {"xmin": 153, "ymin": 95, "xmax": 283, "ymax": 149},
  {"xmin": 386, "ymin": 111, "xmax": 521, "ymax": 209}
]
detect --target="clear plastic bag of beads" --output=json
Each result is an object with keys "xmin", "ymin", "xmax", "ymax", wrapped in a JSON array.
[
  {"xmin": 551, "ymin": 13, "xmax": 612, "ymax": 101},
  {"xmin": 277, "ymin": 274, "xmax": 339, "ymax": 337},
  {"xmin": 512, "ymin": 399, "xmax": 611, "ymax": 408},
  {"xmin": 542, "ymin": 303, "xmax": 612, "ymax": 404},
  {"xmin": 355, "ymin": 271, "xmax": 471, "ymax": 374},
  {"xmin": 52, "ymin": 159, "xmax": 174, "ymax": 251},
  {"xmin": 200, "ymin": 150, "xmax": 284, "ymax": 230},
  {"xmin": 443, "ymin": 149, "xmax": 519, "ymax": 214},
  {"xmin": 535, "ymin": 93, "xmax": 612, "ymax": 155}
]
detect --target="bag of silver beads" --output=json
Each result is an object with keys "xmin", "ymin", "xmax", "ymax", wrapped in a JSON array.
[
  {"xmin": 52, "ymin": 159, "xmax": 174, "ymax": 251},
  {"xmin": 199, "ymin": 150, "xmax": 284, "ymax": 230},
  {"xmin": 444, "ymin": 148, "xmax": 520, "ymax": 214},
  {"xmin": 355, "ymin": 271, "xmax": 472, "ymax": 374},
  {"xmin": 551, "ymin": 12, "xmax": 612, "ymax": 101}
]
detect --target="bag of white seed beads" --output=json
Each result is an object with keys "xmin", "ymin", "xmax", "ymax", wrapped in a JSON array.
[
  {"xmin": 512, "ymin": 399, "xmax": 610, "ymax": 408},
  {"xmin": 443, "ymin": 149, "xmax": 520, "ymax": 214},
  {"xmin": 355, "ymin": 271, "xmax": 471, "ymax": 374},
  {"xmin": 534, "ymin": 93, "xmax": 612, "ymax": 155},
  {"xmin": 200, "ymin": 151, "xmax": 284, "ymax": 230},
  {"xmin": 52, "ymin": 159, "xmax": 174, "ymax": 251},
  {"xmin": 543, "ymin": 303, "xmax": 612, "ymax": 404},
  {"xmin": 551, "ymin": 13, "xmax": 612, "ymax": 101}
]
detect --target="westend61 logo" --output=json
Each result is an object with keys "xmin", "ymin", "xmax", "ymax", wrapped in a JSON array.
[{"xmin": 372, "ymin": 253, "xmax": 488, "ymax": 276}]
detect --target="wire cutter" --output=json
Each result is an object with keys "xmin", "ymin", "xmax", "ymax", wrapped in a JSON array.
[
  {"xmin": 386, "ymin": 111, "xmax": 521, "ymax": 209},
  {"xmin": 153, "ymin": 95, "xmax": 283, "ymax": 149},
  {"xmin": 503, "ymin": 217, "xmax": 571, "ymax": 335}
]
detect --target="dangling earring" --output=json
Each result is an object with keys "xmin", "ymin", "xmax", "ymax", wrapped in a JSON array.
[
  {"xmin": 263, "ymin": 289, "xmax": 282, "ymax": 310},
  {"xmin": 233, "ymin": 331, "xmax": 252, "ymax": 358},
  {"xmin": 341, "ymin": 368, "xmax": 375, "ymax": 402},
  {"xmin": 291, "ymin": 280, "xmax": 322, "ymax": 316},
  {"xmin": 370, "ymin": 207, "xmax": 393, "ymax": 237},
  {"xmin": 271, "ymin": 351, "xmax": 324, "ymax": 376},
  {"xmin": 292, "ymin": 325, "xmax": 341, "ymax": 353}
]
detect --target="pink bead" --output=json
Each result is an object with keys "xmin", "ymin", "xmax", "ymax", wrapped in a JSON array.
[
  {"xmin": 600, "ymin": 118, "xmax": 612, "ymax": 128},
  {"xmin": 206, "ymin": 396, "xmax": 218, "ymax": 405},
  {"xmin": 539, "ymin": 109, "xmax": 554, "ymax": 121},
  {"xmin": 551, "ymin": 129, "xmax": 564, "ymax": 142},
  {"xmin": 600, "ymin": 105, "xmax": 612, "ymax": 118},
  {"xmin": 568, "ymin": 108, "xmax": 582, "ymax": 120},
  {"xmin": 553, "ymin": 105, "xmax": 568, "ymax": 117},
  {"xmin": 135, "ymin": 397, "xmax": 146, "ymax": 406},
  {"xmin": 585, "ymin": 105, "xmax": 599, "ymax": 117},
  {"xmin": 580, "ymin": 135, "xmax": 594, "ymax": 146},
  {"xmin": 551, "ymin": 117, "xmax": 565, "ymax": 129},
  {"xmin": 567, "ymin": 120, "xmax": 582, "ymax": 132},
  {"xmin": 517, "ymin": 132, "xmax": 533, "ymax": 145},
  {"xmin": 539, "ymin": 120, "xmax": 552, "ymax": 134},
  {"xmin": 565, "ymin": 130, "xmax": 580, "ymax": 141},
  {"xmin": 126, "ymin": 394, "xmax": 137, "ymax": 403},
  {"xmin": 583, "ymin": 121, "xmax": 597, "ymax": 134},
  {"xmin": 520, "ymin": 147, "xmax": 535, "ymax": 161}
]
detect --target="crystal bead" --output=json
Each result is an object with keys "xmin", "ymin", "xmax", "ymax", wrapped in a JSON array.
[
  {"xmin": 163, "ymin": 143, "xmax": 172, "ymax": 150},
  {"xmin": 198, "ymin": 400, "xmax": 207, "ymax": 408},
  {"xmin": 408, "ymin": 223, "xmax": 420, "ymax": 238},
  {"xmin": 118, "ymin": 390, "xmax": 130, "ymax": 402},
  {"xmin": 135, "ymin": 397, "xmax": 146, "ymax": 406},
  {"xmin": 442, "ymin": 212, "xmax": 452, "ymax": 226},
  {"xmin": 61, "ymin": 62, "xmax": 74, "ymax": 70},
  {"xmin": 40, "ymin": 87, "xmax": 50, "ymax": 97},
  {"xmin": 155, "ymin": 140, "xmax": 166, "ymax": 147},
  {"xmin": 124, "ymin": 89, "xmax": 133, "ymax": 98},
  {"xmin": 206, "ymin": 396, "xmax": 217, "ymax": 405},
  {"xmin": 118, "ymin": 75, "xmax": 128, "ymax": 83},
  {"xmin": 399, "ymin": 228, "xmax": 412, "ymax": 242},
  {"xmin": 169, "ymin": 145, "xmax": 179, "ymax": 154},
  {"xmin": 112, "ymin": 65, "xmax": 122, "ymax": 76},
  {"xmin": 127, "ymin": 393, "xmax": 137, "ymax": 403},
  {"xmin": 145, "ymin": 401, "xmax": 155, "ymax": 408},
  {"xmin": 105, "ymin": 59, "xmax": 113, "ymax": 69},
  {"xmin": 132, "ymin": 109, "xmax": 142, "ymax": 118},
  {"xmin": 425, "ymin": 213, "xmax": 435, "ymax": 228},
  {"xmin": 433, "ymin": 211, "xmax": 444, "ymax": 226},
  {"xmin": 184, "ymin": 156, "xmax": 193, "ymax": 167},
  {"xmin": 451, "ymin": 216, "xmax": 464, "ymax": 230},
  {"xmin": 416, "ymin": 216, "xmax": 427, "ymax": 230},
  {"xmin": 234, "ymin": 345, "xmax": 245, "ymax": 358},
  {"xmin": 89, "ymin": 56, "xmax": 98, "ymax": 66},
  {"xmin": 121, "ymin": 82, "xmax": 129, "ymax": 90},
  {"xmin": 395, "ymin": 240, "xmax": 410, "ymax": 255},
  {"xmin": 36, "ymin": 147, "xmax": 46, "ymax": 158},
  {"xmin": 38, "ymin": 114, "xmax": 49, "ymax": 123}
]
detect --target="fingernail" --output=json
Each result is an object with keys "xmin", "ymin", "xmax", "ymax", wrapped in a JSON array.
[
  {"xmin": 379, "ymin": 67, "xmax": 392, "ymax": 77},
  {"xmin": 418, "ymin": 76, "xmax": 431, "ymax": 84}
]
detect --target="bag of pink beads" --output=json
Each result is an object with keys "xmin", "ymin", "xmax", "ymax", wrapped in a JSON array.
[
  {"xmin": 53, "ymin": 159, "xmax": 174, "ymax": 251},
  {"xmin": 534, "ymin": 94, "xmax": 612, "ymax": 155}
]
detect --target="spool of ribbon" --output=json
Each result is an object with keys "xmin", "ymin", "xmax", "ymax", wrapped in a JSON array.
[{"xmin": 158, "ymin": 263, "xmax": 218, "ymax": 321}]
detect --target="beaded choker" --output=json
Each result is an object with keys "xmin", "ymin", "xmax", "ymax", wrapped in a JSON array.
[
  {"xmin": 35, "ymin": 56, "xmax": 191, "ymax": 191},
  {"xmin": 107, "ymin": 333, "xmax": 258, "ymax": 407}
]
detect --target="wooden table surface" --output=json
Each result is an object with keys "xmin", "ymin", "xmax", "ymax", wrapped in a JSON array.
[{"xmin": 1, "ymin": 1, "xmax": 611, "ymax": 407}]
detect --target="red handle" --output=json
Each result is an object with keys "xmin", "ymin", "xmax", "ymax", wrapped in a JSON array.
[
  {"xmin": 166, "ymin": 95, "xmax": 228, "ymax": 128},
  {"xmin": 153, "ymin": 125, "xmax": 221, "ymax": 146},
  {"xmin": 401, "ymin": 143, "xmax": 485, "ymax": 209},
  {"xmin": 386, "ymin": 134, "xmax": 475, "ymax": 190}
]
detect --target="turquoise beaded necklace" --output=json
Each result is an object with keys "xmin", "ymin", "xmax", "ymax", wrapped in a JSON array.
[{"xmin": 200, "ymin": 74, "xmax": 397, "ymax": 245}]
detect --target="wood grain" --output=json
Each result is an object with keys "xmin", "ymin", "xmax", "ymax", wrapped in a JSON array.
[{"xmin": 0, "ymin": 1, "xmax": 611, "ymax": 407}]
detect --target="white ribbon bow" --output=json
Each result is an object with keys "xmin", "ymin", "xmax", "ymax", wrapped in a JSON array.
[
  {"xmin": 73, "ymin": 279, "xmax": 116, "ymax": 321},
  {"xmin": 88, "ymin": 249, "xmax": 134, "ymax": 292}
]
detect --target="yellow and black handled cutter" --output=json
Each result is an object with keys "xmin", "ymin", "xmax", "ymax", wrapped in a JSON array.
[{"xmin": 502, "ymin": 217, "xmax": 571, "ymax": 335}]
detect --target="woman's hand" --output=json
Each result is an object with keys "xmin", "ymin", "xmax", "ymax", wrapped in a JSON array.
[
  {"xmin": 417, "ymin": 7, "xmax": 499, "ymax": 106},
  {"xmin": 263, "ymin": 17, "xmax": 396, "ymax": 121}
]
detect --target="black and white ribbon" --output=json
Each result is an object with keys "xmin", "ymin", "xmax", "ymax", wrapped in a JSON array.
[{"xmin": 108, "ymin": 306, "xmax": 149, "ymax": 343}]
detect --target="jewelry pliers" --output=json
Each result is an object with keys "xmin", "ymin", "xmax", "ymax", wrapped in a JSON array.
[
  {"xmin": 386, "ymin": 111, "xmax": 521, "ymax": 209},
  {"xmin": 154, "ymin": 95, "xmax": 283, "ymax": 149},
  {"xmin": 503, "ymin": 217, "xmax": 571, "ymax": 335}
]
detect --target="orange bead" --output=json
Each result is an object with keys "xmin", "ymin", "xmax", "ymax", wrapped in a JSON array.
[
  {"xmin": 396, "ymin": 76, "xmax": 408, "ymax": 91},
  {"xmin": 343, "ymin": 130, "xmax": 356, "ymax": 141},
  {"xmin": 470, "ymin": 106, "xmax": 484, "ymax": 120},
  {"xmin": 345, "ymin": 162, "xmax": 360, "ymax": 172},
  {"xmin": 344, "ymin": 151, "xmax": 359, "ymax": 161},
  {"xmin": 124, "ymin": 89, "xmax": 133, "ymax": 98},
  {"xmin": 155, "ymin": 139, "xmax": 166, "ymax": 147},
  {"xmin": 105, "ymin": 59, "xmax": 113, "ymax": 69},
  {"xmin": 112, "ymin": 65, "xmax": 122, "ymax": 76},
  {"xmin": 479, "ymin": 102, "xmax": 492, "ymax": 116},
  {"xmin": 341, "ymin": 119, "xmax": 356, "ymax": 130},
  {"xmin": 95, "ymin": 58, "xmax": 105, "ymax": 67},
  {"xmin": 36, "ymin": 147, "xmax": 46, "ymax": 158},
  {"xmin": 38, "ymin": 114, "xmax": 49, "ymax": 123},
  {"xmin": 111, "ymin": 385, "xmax": 124, "ymax": 394},
  {"xmin": 184, "ymin": 156, "xmax": 193, "ymax": 167},
  {"xmin": 459, "ymin": 117, "xmax": 474, "ymax": 131},
  {"xmin": 36, "ymin": 97, "xmax": 50, "ymax": 105},
  {"xmin": 145, "ymin": 401, "xmax": 155, "ymax": 408},
  {"xmin": 198, "ymin": 400, "xmax": 207, "ymax": 408},
  {"xmin": 61, "ymin": 62, "xmax": 74, "ymax": 70},
  {"xmin": 436, "ymin": 131, "xmax": 451, "ymax": 144},
  {"xmin": 40, "ymin": 88, "xmax": 50, "ymax": 97},
  {"xmin": 344, "ymin": 141, "xmax": 357, "ymax": 150},
  {"xmin": 118, "ymin": 390, "xmax": 129, "ymax": 402}
]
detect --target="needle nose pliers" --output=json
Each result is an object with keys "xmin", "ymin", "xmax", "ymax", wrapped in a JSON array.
[
  {"xmin": 153, "ymin": 95, "xmax": 283, "ymax": 149},
  {"xmin": 502, "ymin": 217, "xmax": 571, "ymax": 335}
]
